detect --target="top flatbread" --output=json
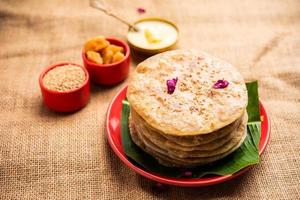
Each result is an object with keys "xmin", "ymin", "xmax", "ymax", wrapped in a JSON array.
[{"xmin": 127, "ymin": 50, "xmax": 248, "ymax": 136}]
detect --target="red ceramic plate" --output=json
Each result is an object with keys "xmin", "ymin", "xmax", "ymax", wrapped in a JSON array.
[{"xmin": 105, "ymin": 85, "xmax": 270, "ymax": 187}]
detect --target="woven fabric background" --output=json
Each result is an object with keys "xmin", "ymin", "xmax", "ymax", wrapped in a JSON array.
[{"xmin": 0, "ymin": 0, "xmax": 299, "ymax": 199}]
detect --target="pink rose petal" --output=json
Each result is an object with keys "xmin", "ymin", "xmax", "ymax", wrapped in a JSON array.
[
  {"xmin": 213, "ymin": 79, "xmax": 229, "ymax": 89},
  {"xmin": 137, "ymin": 7, "xmax": 146, "ymax": 14},
  {"xmin": 183, "ymin": 171, "xmax": 193, "ymax": 177},
  {"xmin": 153, "ymin": 182, "xmax": 167, "ymax": 193},
  {"xmin": 166, "ymin": 77, "xmax": 178, "ymax": 94}
]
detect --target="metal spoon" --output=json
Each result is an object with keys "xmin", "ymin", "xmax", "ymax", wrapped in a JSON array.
[{"xmin": 90, "ymin": 0, "xmax": 139, "ymax": 32}]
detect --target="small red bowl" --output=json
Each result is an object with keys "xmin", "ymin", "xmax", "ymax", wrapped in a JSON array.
[
  {"xmin": 82, "ymin": 37, "xmax": 131, "ymax": 85},
  {"xmin": 39, "ymin": 62, "xmax": 90, "ymax": 113}
]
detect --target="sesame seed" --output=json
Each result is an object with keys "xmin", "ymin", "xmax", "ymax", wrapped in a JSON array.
[{"xmin": 43, "ymin": 64, "xmax": 86, "ymax": 92}]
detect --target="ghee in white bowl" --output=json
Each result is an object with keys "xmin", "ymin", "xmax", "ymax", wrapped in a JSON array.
[{"xmin": 127, "ymin": 18, "xmax": 179, "ymax": 54}]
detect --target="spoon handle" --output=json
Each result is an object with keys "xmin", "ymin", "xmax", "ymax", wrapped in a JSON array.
[
  {"xmin": 90, "ymin": 0, "xmax": 139, "ymax": 31},
  {"xmin": 105, "ymin": 10, "xmax": 138, "ymax": 31}
]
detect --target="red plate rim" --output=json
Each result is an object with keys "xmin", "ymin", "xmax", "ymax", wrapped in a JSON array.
[{"xmin": 105, "ymin": 85, "xmax": 271, "ymax": 187}]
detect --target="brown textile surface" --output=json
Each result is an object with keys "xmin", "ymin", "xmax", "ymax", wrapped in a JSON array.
[{"xmin": 0, "ymin": 0, "xmax": 299, "ymax": 199}]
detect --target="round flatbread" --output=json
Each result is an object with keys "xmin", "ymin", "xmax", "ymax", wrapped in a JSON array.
[
  {"xmin": 133, "ymin": 114, "xmax": 247, "ymax": 158},
  {"xmin": 129, "ymin": 119, "xmax": 247, "ymax": 168},
  {"xmin": 127, "ymin": 50, "xmax": 248, "ymax": 136},
  {"xmin": 130, "ymin": 108, "xmax": 243, "ymax": 148}
]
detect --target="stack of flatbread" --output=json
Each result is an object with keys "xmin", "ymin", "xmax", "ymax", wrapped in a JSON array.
[{"xmin": 127, "ymin": 50, "xmax": 248, "ymax": 168}]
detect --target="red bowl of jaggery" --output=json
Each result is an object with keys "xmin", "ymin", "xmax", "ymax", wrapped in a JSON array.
[
  {"xmin": 39, "ymin": 62, "xmax": 90, "ymax": 112},
  {"xmin": 82, "ymin": 37, "xmax": 130, "ymax": 85}
]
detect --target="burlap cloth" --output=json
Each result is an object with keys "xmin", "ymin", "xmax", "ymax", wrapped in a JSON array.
[{"xmin": 0, "ymin": 0, "xmax": 299, "ymax": 199}]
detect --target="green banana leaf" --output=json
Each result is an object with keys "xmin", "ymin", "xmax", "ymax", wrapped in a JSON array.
[{"xmin": 121, "ymin": 81, "xmax": 261, "ymax": 178}]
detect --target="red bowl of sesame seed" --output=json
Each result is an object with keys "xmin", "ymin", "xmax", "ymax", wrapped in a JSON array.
[{"xmin": 39, "ymin": 62, "xmax": 90, "ymax": 112}]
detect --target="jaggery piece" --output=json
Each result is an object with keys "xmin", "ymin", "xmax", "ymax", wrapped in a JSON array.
[
  {"xmin": 112, "ymin": 52, "xmax": 125, "ymax": 63},
  {"xmin": 84, "ymin": 36, "xmax": 110, "ymax": 52},
  {"xmin": 102, "ymin": 50, "xmax": 114, "ymax": 64},
  {"xmin": 102, "ymin": 44, "xmax": 124, "ymax": 54},
  {"xmin": 86, "ymin": 51, "xmax": 103, "ymax": 64}
]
